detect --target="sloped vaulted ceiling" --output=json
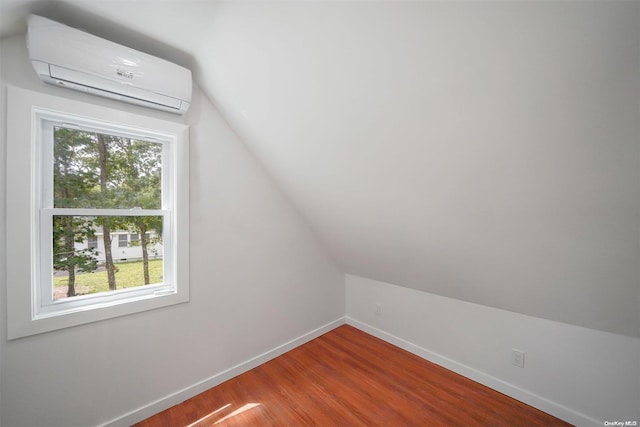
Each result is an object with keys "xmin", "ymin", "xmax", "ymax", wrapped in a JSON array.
[{"xmin": 1, "ymin": 0, "xmax": 639, "ymax": 337}]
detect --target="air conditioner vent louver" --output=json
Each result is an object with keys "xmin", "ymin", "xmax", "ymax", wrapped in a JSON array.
[{"xmin": 27, "ymin": 15, "xmax": 192, "ymax": 114}]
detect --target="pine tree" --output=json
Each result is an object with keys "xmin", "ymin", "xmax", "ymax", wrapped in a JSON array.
[{"xmin": 52, "ymin": 128, "xmax": 99, "ymax": 297}]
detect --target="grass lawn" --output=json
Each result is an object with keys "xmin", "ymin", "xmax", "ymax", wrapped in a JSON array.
[{"xmin": 54, "ymin": 259, "xmax": 163, "ymax": 297}]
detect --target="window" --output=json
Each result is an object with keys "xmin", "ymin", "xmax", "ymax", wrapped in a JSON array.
[
  {"xmin": 118, "ymin": 234, "xmax": 129, "ymax": 248},
  {"xmin": 130, "ymin": 233, "xmax": 140, "ymax": 245},
  {"xmin": 6, "ymin": 85, "xmax": 189, "ymax": 339},
  {"xmin": 87, "ymin": 236, "xmax": 98, "ymax": 249}
]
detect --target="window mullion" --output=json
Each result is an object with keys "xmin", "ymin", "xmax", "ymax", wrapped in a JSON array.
[{"xmin": 42, "ymin": 208, "xmax": 168, "ymax": 216}]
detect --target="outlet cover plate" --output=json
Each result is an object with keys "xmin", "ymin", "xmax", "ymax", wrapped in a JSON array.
[{"xmin": 512, "ymin": 349, "xmax": 525, "ymax": 368}]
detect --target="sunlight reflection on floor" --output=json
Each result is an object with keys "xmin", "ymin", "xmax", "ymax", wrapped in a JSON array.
[
  {"xmin": 213, "ymin": 403, "xmax": 262, "ymax": 425},
  {"xmin": 186, "ymin": 402, "xmax": 263, "ymax": 427},
  {"xmin": 186, "ymin": 403, "xmax": 230, "ymax": 427}
]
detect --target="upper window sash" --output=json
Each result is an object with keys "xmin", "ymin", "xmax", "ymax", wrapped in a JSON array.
[{"xmin": 37, "ymin": 113, "xmax": 174, "ymax": 211}]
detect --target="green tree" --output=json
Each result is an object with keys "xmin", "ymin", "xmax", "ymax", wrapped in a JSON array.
[
  {"xmin": 120, "ymin": 139, "xmax": 163, "ymax": 284},
  {"xmin": 96, "ymin": 133, "xmax": 118, "ymax": 291},
  {"xmin": 52, "ymin": 128, "xmax": 163, "ymax": 294},
  {"xmin": 52, "ymin": 217, "xmax": 98, "ymax": 297},
  {"xmin": 52, "ymin": 128, "xmax": 99, "ymax": 297},
  {"xmin": 91, "ymin": 134, "xmax": 162, "ymax": 287}
]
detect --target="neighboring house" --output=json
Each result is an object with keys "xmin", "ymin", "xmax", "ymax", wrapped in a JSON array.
[{"xmin": 81, "ymin": 231, "xmax": 163, "ymax": 263}]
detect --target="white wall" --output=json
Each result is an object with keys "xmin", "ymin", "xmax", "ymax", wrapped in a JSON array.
[
  {"xmin": 0, "ymin": 34, "xmax": 344, "ymax": 427},
  {"xmin": 204, "ymin": 1, "xmax": 640, "ymax": 338},
  {"xmin": 346, "ymin": 274, "xmax": 640, "ymax": 426}
]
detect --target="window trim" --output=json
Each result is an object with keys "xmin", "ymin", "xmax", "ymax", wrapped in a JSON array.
[{"xmin": 6, "ymin": 85, "xmax": 190, "ymax": 339}]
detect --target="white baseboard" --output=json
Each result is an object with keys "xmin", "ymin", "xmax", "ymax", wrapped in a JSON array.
[
  {"xmin": 345, "ymin": 316, "xmax": 601, "ymax": 427},
  {"xmin": 101, "ymin": 317, "xmax": 346, "ymax": 427},
  {"xmin": 102, "ymin": 315, "xmax": 600, "ymax": 427}
]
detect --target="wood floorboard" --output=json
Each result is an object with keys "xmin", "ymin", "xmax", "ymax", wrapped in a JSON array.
[{"xmin": 134, "ymin": 325, "xmax": 573, "ymax": 427}]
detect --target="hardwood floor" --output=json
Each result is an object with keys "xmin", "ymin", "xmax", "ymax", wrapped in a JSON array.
[{"xmin": 135, "ymin": 325, "xmax": 573, "ymax": 427}]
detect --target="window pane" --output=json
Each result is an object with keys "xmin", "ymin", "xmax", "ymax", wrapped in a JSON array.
[
  {"xmin": 118, "ymin": 234, "xmax": 128, "ymax": 247},
  {"xmin": 53, "ymin": 215, "xmax": 164, "ymax": 301},
  {"xmin": 53, "ymin": 127, "xmax": 162, "ymax": 209}
]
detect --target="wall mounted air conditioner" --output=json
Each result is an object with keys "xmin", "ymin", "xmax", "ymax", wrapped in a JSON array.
[{"xmin": 27, "ymin": 15, "xmax": 192, "ymax": 114}]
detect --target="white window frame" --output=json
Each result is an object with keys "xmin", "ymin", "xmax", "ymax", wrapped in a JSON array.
[{"xmin": 6, "ymin": 85, "xmax": 190, "ymax": 339}]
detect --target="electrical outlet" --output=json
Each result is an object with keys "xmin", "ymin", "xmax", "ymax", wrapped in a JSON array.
[
  {"xmin": 375, "ymin": 303, "xmax": 382, "ymax": 315},
  {"xmin": 511, "ymin": 349, "xmax": 525, "ymax": 368}
]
